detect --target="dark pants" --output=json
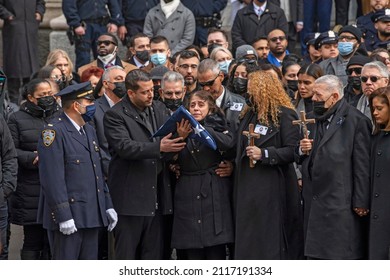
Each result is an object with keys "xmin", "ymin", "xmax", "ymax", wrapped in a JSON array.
[
  {"xmin": 7, "ymin": 77, "xmax": 30, "ymax": 105},
  {"xmin": 21, "ymin": 224, "xmax": 50, "ymax": 259},
  {"xmin": 335, "ymin": 0, "xmax": 351, "ymax": 26},
  {"xmin": 176, "ymin": 244, "xmax": 227, "ymax": 260},
  {"xmin": 49, "ymin": 228, "xmax": 100, "ymax": 260},
  {"xmin": 194, "ymin": 26, "xmax": 208, "ymax": 47},
  {"xmin": 114, "ymin": 214, "xmax": 164, "ymax": 260},
  {"xmin": 75, "ymin": 23, "xmax": 107, "ymax": 71},
  {"xmin": 0, "ymin": 203, "xmax": 8, "ymax": 259},
  {"xmin": 301, "ymin": 0, "xmax": 333, "ymax": 55}
]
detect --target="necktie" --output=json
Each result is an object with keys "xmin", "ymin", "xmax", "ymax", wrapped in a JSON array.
[{"xmin": 140, "ymin": 111, "xmax": 153, "ymax": 134}]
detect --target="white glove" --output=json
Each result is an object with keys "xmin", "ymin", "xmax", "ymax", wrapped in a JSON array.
[
  {"xmin": 59, "ymin": 219, "xmax": 77, "ymax": 235},
  {"xmin": 106, "ymin": 208, "xmax": 118, "ymax": 232}
]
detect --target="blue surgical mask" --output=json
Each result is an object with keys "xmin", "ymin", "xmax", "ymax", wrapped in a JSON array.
[
  {"xmin": 77, "ymin": 102, "xmax": 96, "ymax": 122},
  {"xmin": 219, "ymin": 60, "xmax": 232, "ymax": 74},
  {"xmin": 338, "ymin": 42, "xmax": 354, "ymax": 56},
  {"xmin": 150, "ymin": 53, "xmax": 167, "ymax": 66}
]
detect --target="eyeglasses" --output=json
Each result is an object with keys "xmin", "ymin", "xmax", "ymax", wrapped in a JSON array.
[
  {"xmin": 269, "ymin": 36, "xmax": 286, "ymax": 43},
  {"xmin": 338, "ymin": 35, "xmax": 357, "ymax": 42},
  {"xmin": 198, "ymin": 73, "xmax": 220, "ymax": 87},
  {"xmin": 360, "ymin": 76, "xmax": 387, "ymax": 83},
  {"xmin": 346, "ymin": 67, "xmax": 362, "ymax": 75},
  {"xmin": 179, "ymin": 64, "xmax": 198, "ymax": 70},
  {"xmin": 97, "ymin": 40, "xmax": 116, "ymax": 46}
]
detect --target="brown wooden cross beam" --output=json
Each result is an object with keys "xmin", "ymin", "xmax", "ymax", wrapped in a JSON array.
[
  {"xmin": 242, "ymin": 123, "xmax": 260, "ymax": 168},
  {"xmin": 292, "ymin": 111, "xmax": 316, "ymax": 155}
]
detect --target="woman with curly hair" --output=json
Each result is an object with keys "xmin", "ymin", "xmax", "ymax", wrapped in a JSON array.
[{"xmin": 234, "ymin": 71, "xmax": 303, "ymax": 260}]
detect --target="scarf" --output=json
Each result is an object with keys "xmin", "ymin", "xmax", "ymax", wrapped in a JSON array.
[{"xmin": 161, "ymin": 0, "xmax": 180, "ymax": 19}]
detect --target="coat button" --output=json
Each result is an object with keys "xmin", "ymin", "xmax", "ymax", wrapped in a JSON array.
[
  {"xmin": 152, "ymin": 161, "xmax": 155, "ymax": 165},
  {"xmin": 377, "ymin": 150, "xmax": 382, "ymax": 156},
  {"xmin": 196, "ymin": 195, "xmax": 200, "ymax": 200},
  {"xmin": 96, "ymin": 176, "xmax": 99, "ymax": 180},
  {"xmin": 76, "ymin": 160, "xmax": 80, "ymax": 164},
  {"xmin": 373, "ymin": 214, "xmax": 378, "ymax": 219},
  {"xmin": 197, "ymin": 219, "xmax": 201, "ymax": 224},
  {"xmin": 376, "ymin": 172, "xmax": 381, "ymax": 177},
  {"xmin": 151, "ymin": 211, "xmax": 154, "ymax": 215},
  {"xmin": 375, "ymin": 193, "xmax": 379, "ymax": 198},
  {"xmin": 97, "ymin": 189, "xmax": 100, "ymax": 192},
  {"xmin": 152, "ymin": 186, "xmax": 155, "ymax": 189},
  {"xmin": 313, "ymin": 195, "xmax": 318, "ymax": 200},
  {"xmin": 70, "ymin": 198, "xmax": 75, "ymax": 202}
]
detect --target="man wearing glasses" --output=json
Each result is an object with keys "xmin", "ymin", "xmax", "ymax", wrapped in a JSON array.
[
  {"xmin": 357, "ymin": 61, "xmax": 390, "ymax": 121},
  {"xmin": 176, "ymin": 50, "xmax": 201, "ymax": 104},
  {"xmin": 266, "ymin": 29, "xmax": 289, "ymax": 67},
  {"xmin": 78, "ymin": 33, "xmax": 136, "ymax": 77},
  {"xmin": 319, "ymin": 25, "xmax": 364, "ymax": 87}
]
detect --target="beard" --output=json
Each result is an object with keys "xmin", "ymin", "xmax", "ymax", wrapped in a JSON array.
[{"xmin": 379, "ymin": 29, "xmax": 390, "ymax": 37}]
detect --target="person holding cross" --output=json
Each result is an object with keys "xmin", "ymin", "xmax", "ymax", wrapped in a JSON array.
[
  {"xmin": 233, "ymin": 70, "xmax": 303, "ymax": 260},
  {"xmin": 298, "ymin": 75, "xmax": 371, "ymax": 260}
]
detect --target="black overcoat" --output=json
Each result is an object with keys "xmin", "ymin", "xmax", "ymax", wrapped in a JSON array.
[
  {"xmin": 369, "ymin": 131, "xmax": 390, "ymax": 260},
  {"xmin": 171, "ymin": 117, "xmax": 235, "ymax": 249},
  {"xmin": 0, "ymin": 0, "xmax": 45, "ymax": 78},
  {"xmin": 234, "ymin": 107, "xmax": 303, "ymax": 260},
  {"xmin": 300, "ymin": 99, "xmax": 371, "ymax": 259},
  {"xmin": 103, "ymin": 96, "xmax": 173, "ymax": 216}
]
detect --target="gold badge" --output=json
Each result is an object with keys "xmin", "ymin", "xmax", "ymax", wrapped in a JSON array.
[{"xmin": 42, "ymin": 129, "xmax": 55, "ymax": 147}]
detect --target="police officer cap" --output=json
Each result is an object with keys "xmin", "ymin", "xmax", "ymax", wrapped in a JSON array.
[
  {"xmin": 315, "ymin": 31, "xmax": 338, "ymax": 50},
  {"xmin": 304, "ymin": 32, "xmax": 320, "ymax": 46},
  {"xmin": 150, "ymin": 65, "xmax": 169, "ymax": 80},
  {"xmin": 338, "ymin": 25, "xmax": 362, "ymax": 41},
  {"xmin": 55, "ymin": 81, "xmax": 95, "ymax": 101},
  {"xmin": 372, "ymin": 9, "xmax": 390, "ymax": 22}
]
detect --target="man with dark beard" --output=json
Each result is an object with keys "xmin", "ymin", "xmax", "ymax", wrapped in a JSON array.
[
  {"xmin": 175, "ymin": 50, "xmax": 201, "ymax": 105},
  {"xmin": 266, "ymin": 29, "xmax": 289, "ymax": 67},
  {"xmin": 365, "ymin": 9, "xmax": 390, "ymax": 52},
  {"xmin": 344, "ymin": 54, "xmax": 372, "ymax": 107}
]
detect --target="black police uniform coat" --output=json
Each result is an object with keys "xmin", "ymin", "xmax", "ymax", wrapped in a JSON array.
[
  {"xmin": 103, "ymin": 96, "xmax": 173, "ymax": 216},
  {"xmin": 231, "ymin": 2, "xmax": 288, "ymax": 53},
  {"xmin": 369, "ymin": 131, "xmax": 390, "ymax": 259},
  {"xmin": 300, "ymin": 99, "xmax": 371, "ymax": 259},
  {"xmin": 234, "ymin": 107, "xmax": 303, "ymax": 260},
  {"xmin": 0, "ymin": 0, "xmax": 45, "ymax": 78},
  {"xmin": 37, "ymin": 113, "xmax": 113, "ymax": 230},
  {"xmin": 171, "ymin": 114, "xmax": 235, "ymax": 249}
]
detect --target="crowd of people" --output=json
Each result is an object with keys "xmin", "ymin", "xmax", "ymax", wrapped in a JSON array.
[{"xmin": 0, "ymin": 0, "xmax": 390, "ymax": 261}]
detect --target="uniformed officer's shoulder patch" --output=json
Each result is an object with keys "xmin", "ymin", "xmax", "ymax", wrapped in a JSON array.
[{"xmin": 42, "ymin": 129, "xmax": 56, "ymax": 147}]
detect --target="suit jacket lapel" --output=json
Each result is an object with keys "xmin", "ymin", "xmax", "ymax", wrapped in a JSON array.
[
  {"xmin": 62, "ymin": 114, "xmax": 90, "ymax": 150},
  {"xmin": 122, "ymin": 96, "xmax": 154, "ymax": 138}
]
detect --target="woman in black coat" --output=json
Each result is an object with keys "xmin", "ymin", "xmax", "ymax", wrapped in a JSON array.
[
  {"xmin": 234, "ymin": 71, "xmax": 303, "ymax": 260},
  {"xmin": 171, "ymin": 90, "xmax": 235, "ymax": 260},
  {"xmin": 8, "ymin": 78, "xmax": 60, "ymax": 259},
  {"xmin": 368, "ymin": 86, "xmax": 390, "ymax": 259}
]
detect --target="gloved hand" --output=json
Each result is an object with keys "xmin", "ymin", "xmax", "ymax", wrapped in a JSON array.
[
  {"xmin": 106, "ymin": 208, "xmax": 118, "ymax": 232},
  {"xmin": 59, "ymin": 219, "xmax": 77, "ymax": 235}
]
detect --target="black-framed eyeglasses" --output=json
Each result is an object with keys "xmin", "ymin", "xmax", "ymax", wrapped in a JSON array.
[
  {"xmin": 346, "ymin": 67, "xmax": 362, "ymax": 75},
  {"xmin": 269, "ymin": 36, "xmax": 286, "ymax": 43},
  {"xmin": 97, "ymin": 40, "xmax": 116, "ymax": 46},
  {"xmin": 198, "ymin": 73, "xmax": 220, "ymax": 87},
  {"xmin": 360, "ymin": 76, "xmax": 386, "ymax": 83},
  {"xmin": 338, "ymin": 35, "xmax": 357, "ymax": 42}
]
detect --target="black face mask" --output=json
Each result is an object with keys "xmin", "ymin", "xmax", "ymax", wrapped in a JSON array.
[
  {"xmin": 37, "ymin": 96, "xmax": 55, "ymax": 111},
  {"xmin": 163, "ymin": 98, "xmax": 182, "ymax": 111},
  {"xmin": 153, "ymin": 85, "xmax": 161, "ymax": 100},
  {"xmin": 135, "ymin": 50, "xmax": 149, "ymax": 62},
  {"xmin": 287, "ymin": 80, "xmax": 299, "ymax": 92},
  {"xmin": 243, "ymin": 92, "xmax": 253, "ymax": 107},
  {"xmin": 312, "ymin": 101, "xmax": 328, "ymax": 116},
  {"xmin": 112, "ymin": 82, "xmax": 127, "ymax": 98},
  {"xmin": 207, "ymin": 43, "xmax": 222, "ymax": 56},
  {"xmin": 56, "ymin": 75, "xmax": 67, "ymax": 91},
  {"xmin": 348, "ymin": 76, "xmax": 361, "ymax": 91},
  {"xmin": 233, "ymin": 77, "xmax": 248, "ymax": 95}
]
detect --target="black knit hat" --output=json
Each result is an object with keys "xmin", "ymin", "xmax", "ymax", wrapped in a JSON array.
[
  {"xmin": 346, "ymin": 54, "xmax": 372, "ymax": 68},
  {"xmin": 338, "ymin": 25, "xmax": 362, "ymax": 41}
]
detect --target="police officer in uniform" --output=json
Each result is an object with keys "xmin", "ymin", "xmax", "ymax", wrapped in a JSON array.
[
  {"xmin": 365, "ymin": 9, "xmax": 390, "ymax": 52},
  {"xmin": 37, "ymin": 82, "xmax": 118, "ymax": 260}
]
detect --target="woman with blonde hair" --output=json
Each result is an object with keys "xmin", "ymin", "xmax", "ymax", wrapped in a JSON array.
[
  {"xmin": 45, "ymin": 49, "xmax": 75, "ymax": 86},
  {"xmin": 234, "ymin": 71, "xmax": 303, "ymax": 260},
  {"xmin": 209, "ymin": 46, "xmax": 233, "ymax": 76}
]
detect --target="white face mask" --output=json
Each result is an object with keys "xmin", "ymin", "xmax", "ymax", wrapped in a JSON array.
[{"xmin": 98, "ymin": 46, "xmax": 117, "ymax": 65}]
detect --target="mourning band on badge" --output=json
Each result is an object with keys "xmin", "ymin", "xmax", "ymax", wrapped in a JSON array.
[{"xmin": 43, "ymin": 129, "xmax": 55, "ymax": 147}]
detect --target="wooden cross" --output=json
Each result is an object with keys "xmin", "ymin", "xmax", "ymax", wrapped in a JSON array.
[
  {"xmin": 242, "ymin": 123, "xmax": 260, "ymax": 168},
  {"xmin": 292, "ymin": 111, "xmax": 316, "ymax": 155}
]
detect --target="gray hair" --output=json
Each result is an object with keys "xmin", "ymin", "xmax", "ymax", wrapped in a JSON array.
[
  {"xmin": 314, "ymin": 75, "xmax": 344, "ymax": 98},
  {"xmin": 209, "ymin": 46, "xmax": 233, "ymax": 61},
  {"xmin": 198, "ymin": 58, "xmax": 220, "ymax": 75},
  {"xmin": 102, "ymin": 65, "xmax": 125, "ymax": 81},
  {"xmin": 161, "ymin": 71, "xmax": 184, "ymax": 89},
  {"xmin": 362, "ymin": 61, "xmax": 389, "ymax": 78}
]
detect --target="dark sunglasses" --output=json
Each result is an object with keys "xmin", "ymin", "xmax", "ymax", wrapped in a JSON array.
[
  {"xmin": 346, "ymin": 67, "xmax": 362, "ymax": 75},
  {"xmin": 269, "ymin": 36, "xmax": 286, "ymax": 43},
  {"xmin": 198, "ymin": 73, "xmax": 220, "ymax": 87},
  {"xmin": 360, "ymin": 76, "xmax": 386, "ymax": 83},
  {"xmin": 97, "ymin": 40, "xmax": 116, "ymax": 46}
]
